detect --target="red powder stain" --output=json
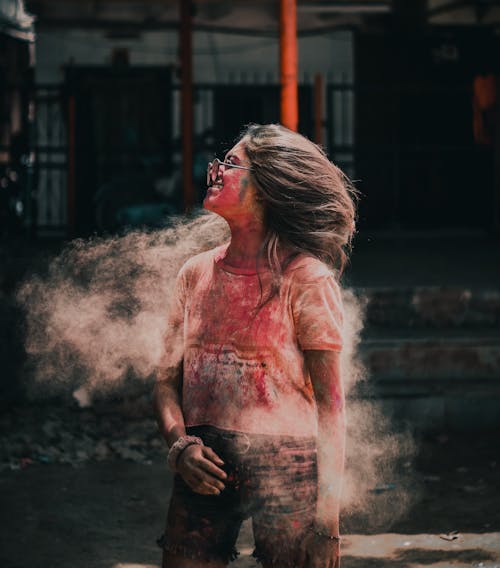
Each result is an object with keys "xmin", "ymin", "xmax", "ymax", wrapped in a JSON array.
[
  {"xmin": 254, "ymin": 367, "xmax": 272, "ymax": 407},
  {"xmin": 188, "ymin": 364, "xmax": 214, "ymax": 410}
]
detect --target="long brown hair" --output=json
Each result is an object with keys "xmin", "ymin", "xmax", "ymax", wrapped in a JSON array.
[{"xmin": 238, "ymin": 123, "xmax": 358, "ymax": 283}]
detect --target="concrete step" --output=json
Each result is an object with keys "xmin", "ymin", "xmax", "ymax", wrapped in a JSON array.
[
  {"xmin": 356, "ymin": 287, "xmax": 500, "ymax": 329},
  {"xmin": 366, "ymin": 392, "xmax": 500, "ymax": 432},
  {"xmin": 358, "ymin": 334, "xmax": 500, "ymax": 382},
  {"xmin": 354, "ymin": 331, "xmax": 500, "ymax": 432}
]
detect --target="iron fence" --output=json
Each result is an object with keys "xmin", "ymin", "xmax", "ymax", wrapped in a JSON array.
[
  {"xmin": 34, "ymin": 85, "xmax": 67, "ymax": 234},
  {"xmin": 11, "ymin": 77, "xmax": 489, "ymax": 235}
]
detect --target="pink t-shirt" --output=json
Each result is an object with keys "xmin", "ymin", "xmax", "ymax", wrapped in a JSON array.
[{"xmin": 165, "ymin": 244, "xmax": 343, "ymax": 437}]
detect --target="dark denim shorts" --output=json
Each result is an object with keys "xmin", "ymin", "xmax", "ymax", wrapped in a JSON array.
[{"xmin": 158, "ymin": 425, "xmax": 318, "ymax": 566}]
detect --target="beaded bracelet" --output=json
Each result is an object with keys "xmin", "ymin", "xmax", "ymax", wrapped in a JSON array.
[
  {"xmin": 167, "ymin": 435, "xmax": 204, "ymax": 472},
  {"xmin": 309, "ymin": 526, "xmax": 341, "ymax": 541}
]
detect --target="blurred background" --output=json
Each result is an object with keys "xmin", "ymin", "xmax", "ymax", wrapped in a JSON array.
[
  {"xmin": 1, "ymin": 3, "xmax": 500, "ymax": 567},
  {"xmin": 1, "ymin": 0, "xmax": 499, "ymax": 237},
  {"xmin": 1, "ymin": 0, "xmax": 499, "ymax": 427}
]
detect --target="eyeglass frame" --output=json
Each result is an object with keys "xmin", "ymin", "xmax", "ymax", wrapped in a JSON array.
[{"xmin": 206, "ymin": 158, "xmax": 252, "ymax": 186}]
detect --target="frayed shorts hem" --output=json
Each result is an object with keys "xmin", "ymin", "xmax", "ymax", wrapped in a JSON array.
[{"xmin": 157, "ymin": 534, "xmax": 239, "ymax": 564}]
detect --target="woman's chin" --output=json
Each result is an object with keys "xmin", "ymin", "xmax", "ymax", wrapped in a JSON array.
[
  {"xmin": 203, "ymin": 196, "xmax": 215, "ymax": 212},
  {"xmin": 203, "ymin": 197, "xmax": 223, "ymax": 217},
  {"xmin": 203, "ymin": 187, "xmax": 223, "ymax": 208},
  {"xmin": 203, "ymin": 199, "xmax": 231, "ymax": 222}
]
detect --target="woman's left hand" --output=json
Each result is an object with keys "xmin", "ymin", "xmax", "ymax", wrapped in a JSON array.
[{"xmin": 296, "ymin": 530, "xmax": 341, "ymax": 568}]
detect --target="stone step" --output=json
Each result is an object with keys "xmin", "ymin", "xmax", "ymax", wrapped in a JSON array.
[
  {"xmin": 354, "ymin": 332, "xmax": 500, "ymax": 432},
  {"xmin": 356, "ymin": 287, "xmax": 500, "ymax": 329},
  {"xmin": 370, "ymin": 393, "xmax": 500, "ymax": 432},
  {"xmin": 358, "ymin": 335, "xmax": 500, "ymax": 382}
]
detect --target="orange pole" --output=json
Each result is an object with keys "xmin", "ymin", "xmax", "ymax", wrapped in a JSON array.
[
  {"xmin": 280, "ymin": 0, "xmax": 298, "ymax": 131},
  {"xmin": 314, "ymin": 73, "xmax": 324, "ymax": 145},
  {"xmin": 180, "ymin": 0, "xmax": 194, "ymax": 211}
]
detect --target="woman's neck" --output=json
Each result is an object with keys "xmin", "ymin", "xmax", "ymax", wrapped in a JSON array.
[{"xmin": 224, "ymin": 217, "xmax": 268, "ymax": 269}]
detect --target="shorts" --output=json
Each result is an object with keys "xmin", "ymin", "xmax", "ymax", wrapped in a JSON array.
[{"xmin": 158, "ymin": 425, "xmax": 318, "ymax": 567}]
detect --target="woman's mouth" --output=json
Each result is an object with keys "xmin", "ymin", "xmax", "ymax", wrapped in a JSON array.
[{"xmin": 207, "ymin": 184, "xmax": 223, "ymax": 193}]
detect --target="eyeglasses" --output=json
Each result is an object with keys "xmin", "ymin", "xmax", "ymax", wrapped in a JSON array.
[{"xmin": 206, "ymin": 158, "xmax": 251, "ymax": 186}]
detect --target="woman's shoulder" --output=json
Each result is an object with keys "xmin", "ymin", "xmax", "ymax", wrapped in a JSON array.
[
  {"xmin": 179, "ymin": 244, "xmax": 228, "ymax": 277},
  {"xmin": 283, "ymin": 253, "xmax": 335, "ymax": 284}
]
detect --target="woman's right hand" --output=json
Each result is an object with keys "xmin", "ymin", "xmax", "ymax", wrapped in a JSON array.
[{"xmin": 176, "ymin": 444, "xmax": 227, "ymax": 495}]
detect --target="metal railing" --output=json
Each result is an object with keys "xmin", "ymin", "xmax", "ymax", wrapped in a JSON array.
[
  {"xmin": 17, "ymin": 77, "xmax": 489, "ymax": 234},
  {"xmin": 35, "ymin": 85, "xmax": 67, "ymax": 234}
]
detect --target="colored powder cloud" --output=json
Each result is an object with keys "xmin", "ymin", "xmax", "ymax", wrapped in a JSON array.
[{"xmin": 16, "ymin": 210, "xmax": 419, "ymax": 527}]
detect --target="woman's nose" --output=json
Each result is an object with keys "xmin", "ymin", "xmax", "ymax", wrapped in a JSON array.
[{"xmin": 219, "ymin": 165, "xmax": 228, "ymax": 181}]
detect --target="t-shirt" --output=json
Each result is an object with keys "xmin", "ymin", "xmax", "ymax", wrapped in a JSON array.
[{"xmin": 164, "ymin": 244, "xmax": 343, "ymax": 437}]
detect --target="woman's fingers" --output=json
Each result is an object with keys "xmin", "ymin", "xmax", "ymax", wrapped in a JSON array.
[
  {"xmin": 202, "ymin": 446, "xmax": 225, "ymax": 467},
  {"xmin": 189, "ymin": 468, "xmax": 224, "ymax": 495},
  {"xmin": 187, "ymin": 474, "xmax": 222, "ymax": 495},
  {"xmin": 200, "ymin": 448, "xmax": 227, "ymax": 479},
  {"xmin": 182, "ymin": 464, "xmax": 224, "ymax": 493},
  {"xmin": 298, "ymin": 534, "xmax": 340, "ymax": 568},
  {"xmin": 180, "ymin": 469, "xmax": 207, "ymax": 491},
  {"xmin": 177, "ymin": 444, "xmax": 227, "ymax": 494},
  {"xmin": 195, "ymin": 468, "xmax": 226, "ymax": 492}
]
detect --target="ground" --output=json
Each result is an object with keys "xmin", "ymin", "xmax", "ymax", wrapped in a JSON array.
[{"xmin": 0, "ymin": 402, "xmax": 499, "ymax": 568}]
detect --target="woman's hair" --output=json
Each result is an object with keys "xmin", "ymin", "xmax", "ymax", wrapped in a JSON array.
[{"xmin": 237, "ymin": 123, "xmax": 358, "ymax": 282}]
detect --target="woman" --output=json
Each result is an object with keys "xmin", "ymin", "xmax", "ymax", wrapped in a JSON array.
[{"xmin": 154, "ymin": 123, "xmax": 357, "ymax": 568}]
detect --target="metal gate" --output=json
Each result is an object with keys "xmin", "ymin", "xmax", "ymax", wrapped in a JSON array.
[
  {"xmin": 31, "ymin": 77, "xmax": 354, "ymax": 235},
  {"xmin": 35, "ymin": 85, "xmax": 67, "ymax": 235}
]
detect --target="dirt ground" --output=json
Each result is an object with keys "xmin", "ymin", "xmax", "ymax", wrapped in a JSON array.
[{"xmin": 0, "ymin": 404, "xmax": 499, "ymax": 568}]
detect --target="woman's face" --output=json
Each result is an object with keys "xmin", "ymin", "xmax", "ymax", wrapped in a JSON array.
[{"xmin": 203, "ymin": 140, "xmax": 263, "ymax": 222}]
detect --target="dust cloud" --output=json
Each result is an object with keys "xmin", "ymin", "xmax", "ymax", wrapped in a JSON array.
[
  {"xmin": 17, "ymin": 211, "xmax": 229, "ymax": 401},
  {"xmin": 340, "ymin": 290, "xmax": 419, "ymax": 529},
  {"xmin": 16, "ymin": 211, "xmax": 418, "ymax": 526}
]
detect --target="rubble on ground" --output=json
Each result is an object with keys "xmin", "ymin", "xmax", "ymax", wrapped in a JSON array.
[{"xmin": 0, "ymin": 400, "xmax": 166, "ymax": 471}]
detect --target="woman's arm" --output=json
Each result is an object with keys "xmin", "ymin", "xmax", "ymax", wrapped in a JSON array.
[
  {"xmin": 306, "ymin": 349, "xmax": 346, "ymax": 536},
  {"xmin": 153, "ymin": 363, "xmax": 227, "ymax": 495},
  {"xmin": 297, "ymin": 350, "xmax": 344, "ymax": 567},
  {"xmin": 153, "ymin": 362, "xmax": 187, "ymax": 447}
]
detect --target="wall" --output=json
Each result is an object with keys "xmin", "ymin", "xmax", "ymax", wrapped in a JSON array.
[{"xmin": 35, "ymin": 28, "xmax": 353, "ymax": 85}]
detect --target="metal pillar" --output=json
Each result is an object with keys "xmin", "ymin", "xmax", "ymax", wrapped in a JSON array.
[
  {"xmin": 180, "ymin": 0, "xmax": 194, "ymax": 211},
  {"xmin": 280, "ymin": 0, "xmax": 298, "ymax": 131}
]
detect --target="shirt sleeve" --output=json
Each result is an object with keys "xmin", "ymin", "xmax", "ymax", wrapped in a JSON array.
[
  {"xmin": 159, "ymin": 265, "xmax": 188, "ymax": 369},
  {"xmin": 291, "ymin": 273, "xmax": 344, "ymax": 351},
  {"xmin": 168, "ymin": 268, "xmax": 187, "ymax": 331}
]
